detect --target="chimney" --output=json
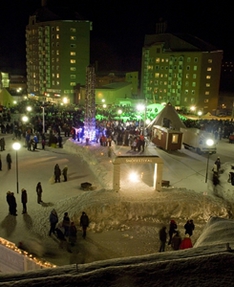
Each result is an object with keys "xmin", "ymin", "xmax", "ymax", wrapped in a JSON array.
[{"xmin": 41, "ymin": 0, "xmax": 47, "ymax": 7}]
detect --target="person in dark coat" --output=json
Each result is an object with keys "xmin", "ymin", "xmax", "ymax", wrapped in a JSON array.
[
  {"xmin": 69, "ymin": 222, "xmax": 77, "ymax": 246},
  {"xmin": 49, "ymin": 209, "xmax": 58, "ymax": 236},
  {"xmin": 168, "ymin": 219, "xmax": 177, "ymax": 245},
  {"xmin": 184, "ymin": 219, "xmax": 195, "ymax": 236},
  {"xmin": 6, "ymin": 153, "xmax": 12, "ymax": 170},
  {"xmin": 159, "ymin": 226, "xmax": 167, "ymax": 252},
  {"xmin": 62, "ymin": 212, "xmax": 70, "ymax": 237},
  {"xmin": 10, "ymin": 192, "xmax": 17, "ymax": 216},
  {"xmin": 171, "ymin": 231, "xmax": 182, "ymax": 250},
  {"xmin": 36, "ymin": 182, "xmax": 43, "ymax": 204},
  {"xmin": 62, "ymin": 165, "xmax": 68, "ymax": 182},
  {"xmin": 21, "ymin": 188, "xmax": 27, "ymax": 214},
  {"xmin": 214, "ymin": 157, "xmax": 221, "ymax": 173},
  {"xmin": 6, "ymin": 191, "xmax": 12, "ymax": 214},
  {"xmin": 55, "ymin": 224, "xmax": 67, "ymax": 249},
  {"xmin": 80, "ymin": 211, "xmax": 89, "ymax": 239},
  {"xmin": 54, "ymin": 164, "xmax": 61, "ymax": 183}
]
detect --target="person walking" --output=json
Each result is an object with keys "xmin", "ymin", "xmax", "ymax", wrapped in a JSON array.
[
  {"xmin": 80, "ymin": 211, "xmax": 89, "ymax": 239},
  {"xmin": 6, "ymin": 153, "xmax": 12, "ymax": 170},
  {"xmin": 21, "ymin": 188, "xmax": 27, "ymax": 214},
  {"xmin": 36, "ymin": 182, "xmax": 43, "ymax": 204},
  {"xmin": 6, "ymin": 191, "xmax": 12, "ymax": 214},
  {"xmin": 171, "ymin": 231, "xmax": 182, "ymax": 250},
  {"xmin": 168, "ymin": 219, "xmax": 177, "ymax": 245},
  {"xmin": 62, "ymin": 212, "xmax": 70, "ymax": 237},
  {"xmin": 54, "ymin": 164, "xmax": 61, "ymax": 183},
  {"xmin": 49, "ymin": 209, "xmax": 59, "ymax": 236},
  {"xmin": 62, "ymin": 165, "xmax": 68, "ymax": 182},
  {"xmin": 184, "ymin": 219, "xmax": 195, "ymax": 236},
  {"xmin": 159, "ymin": 226, "xmax": 167, "ymax": 252}
]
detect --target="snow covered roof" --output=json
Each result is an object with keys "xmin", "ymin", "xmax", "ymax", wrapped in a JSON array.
[{"xmin": 147, "ymin": 102, "xmax": 186, "ymax": 130}]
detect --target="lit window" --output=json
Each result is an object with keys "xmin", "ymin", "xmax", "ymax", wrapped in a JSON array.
[
  {"xmin": 70, "ymin": 82, "xmax": 76, "ymax": 86},
  {"xmin": 193, "ymin": 74, "xmax": 196, "ymax": 79},
  {"xmin": 208, "ymin": 59, "xmax": 212, "ymax": 63},
  {"xmin": 70, "ymin": 28, "xmax": 76, "ymax": 33},
  {"xmin": 206, "ymin": 75, "xmax": 211, "ymax": 79},
  {"xmin": 70, "ymin": 59, "xmax": 76, "ymax": 64},
  {"xmin": 70, "ymin": 67, "xmax": 76, "ymax": 71},
  {"xmin": 56, "ymin": 73, "xmax": 59, "ymax": 78},
  {"xmin": 56, "ymin": 26, "xmax": 59, "ymax": 32},
  {"xmin": 205, "ymin": 91, "xmax": 209, "ymax": 95},
  {"xmin": 192, "ymin": 82, "xmax": 196, "ymax": 87},
  {"xmin": 161, "ymin": 59, "xmax": 164, "ymax": 62},
  {"xmin": 187, "ymin": 57, "xmax": 191, "ymax": 63},
  {"xmin": 207, "ymin": 67, "xmax": 212, "ymax": 71},
  {"xmin": 56, "ymin": 50, "xmax": 59, "ymax": 55},
  {"xmin": 70, "ymin": 51, "xmax": 76, "ymax": 56},
  {"xmin": 156, "ymin": 58, "xmax": 160, "ymax": 63},
  {"xmin": 194, "ymin": 66, "xmax": 197, "ymax": 71},
  {"xmin": 56, "ymin": 34, "xmax": 59, "ymax": 39},
  {"xmin": 186, "ymin": 74, "xmax": 189, "ymax": 79},
  {"xmin": 70, "ymin": 36, "xmax": 76, "ymax": 40},
  {"xmin": 172, "ymin": 134, "xmax": 179, "ymax": 144},
  {"xmin": 155, "ymin": 73, "xmax": 160, "ymax": 78},
  {"xmin": 204, "ymin": 99, "xmax": 209, "ymax": 103},
  {"xmin": 206, "ymin": 83, "xmax": 210, "ymax": 87},
  {"xmin": 56, "ymin": 81, "xmax": 59, "ymax": 85}
]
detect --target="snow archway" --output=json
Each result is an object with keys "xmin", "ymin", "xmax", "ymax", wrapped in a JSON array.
[{"xmin": 112, "ymin": 155, "xmax": 163, "ymax": 192}]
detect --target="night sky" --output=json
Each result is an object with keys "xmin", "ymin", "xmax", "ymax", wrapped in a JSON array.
[{"xmin": 0, "ymin": 0, "xmax": 233, "ymax": 74}]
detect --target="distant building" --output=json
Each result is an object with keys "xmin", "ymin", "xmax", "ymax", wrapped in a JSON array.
[
  {"xmin": 0, "ymin": 72, "xmax": 9, "ymax": 89},
  {"xmin": 9, "ymin": 75, "xmax": 27, "ymax": 95},
  {"xmin": 78, "ymin": 82, "xmax": 133, "ymax": 106},
  {"xmin": 96, "ymin": 71, "xmax": 139, "ymax": 97},
  {"xmin": 141, "ymin": 33, "xmax": 223, "ymax": 113},
  {"xmin": 26, "ymin": 0, "xmax": 91, "ymax": 103}
]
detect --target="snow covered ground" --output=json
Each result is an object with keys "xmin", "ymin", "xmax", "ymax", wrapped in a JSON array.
[{"xmin": 1, "ymin": 135, "xmax": 234, "ymax": 286}]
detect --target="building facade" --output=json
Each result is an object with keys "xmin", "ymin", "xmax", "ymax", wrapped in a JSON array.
[
  {"xmin": 141, "ymin": 33, "xmax": 223, "ymax": 113},
  {"xmin": 26, "ymin": 2, "xmax": 91, "ymax": 103}
]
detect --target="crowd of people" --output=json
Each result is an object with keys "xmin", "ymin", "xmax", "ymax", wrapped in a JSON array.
[
  {"xmin": 159, "ymin": 219, "xmax": 195, "ymax": 252},
  {"xmin": 49, "ymin": 209, "xmax": 90, "ymax": 251}
]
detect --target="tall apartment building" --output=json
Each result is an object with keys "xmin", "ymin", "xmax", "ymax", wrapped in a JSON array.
[
  {"xmin": 141, "ymin": 33, "xmax": 223, "ymax": 113},
  {"xmin": 26, "ymin": 1, "xmax": 91, "ymax": 103}
]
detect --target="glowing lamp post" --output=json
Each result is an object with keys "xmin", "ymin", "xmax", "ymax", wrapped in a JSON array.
[
  {"xmin": 22, "ymin": 116, "xmax": 29, "ymax": 123},
  {"xmin": 26, "ymin": 106, "xmax": 32, "ymax": 113},
  {"xmin": 12, "ymin": 142, "xmax": 21, "ymax": 194},
  {"xmin": 205, "ymin": 139, "xmax": 214, "ymax": 183}
]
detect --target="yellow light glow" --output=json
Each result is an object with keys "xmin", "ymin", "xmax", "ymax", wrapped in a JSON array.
[{"xmin": 129, "ymin": 172, "xmax": 140, "ymax": 182}]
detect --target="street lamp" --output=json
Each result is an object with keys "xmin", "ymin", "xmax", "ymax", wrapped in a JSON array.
[
  {"xmin": 26, "ymin": 106, "xmax": 32, "ymax": 112},
  {"xmin": 12, "ymin": 142, "xmax": 21, "ymax": 194},
  {"xmin": 205, "ymin": 138, "xmax": 214, "ymax": 183}
]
